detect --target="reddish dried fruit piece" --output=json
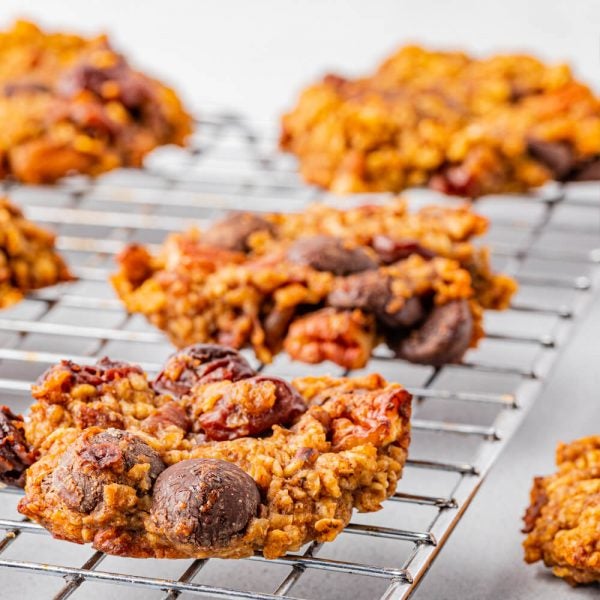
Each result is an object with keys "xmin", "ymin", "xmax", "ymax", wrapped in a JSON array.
[
  {"xmin": 429, "ymin": 165, "xmax": 483, "ymax": 198},
  {"xmin": 372, "ymin": 235, "xmax": 435, "ymax": 263},
  {"xmin": 153, "ymin": 344, "xmax": 256, "ymax": 398},
  {"xmin": 394, "ymin": 299, "xmax": 473, "ymax": 365},
  {"xmin": 287, "ymin": 235, "xmax": 378, "ymax": 275},
  {"xmin": 328, "ymin": 271, "xmax": 425, "ymax": 328},
  {"xmin": 59, "ymin": 57, "xmax": 154, "ymax": 112},
  {"xmin": 49, "ymin": 428, "xmax": 164, "ymax": 514},
  {"xmin": 141, "ymin": 401, "xmax": 191, "ymax": 433},
  {"xmin": 0, "ymin": 406, "xmax": 36, "ymax": 487},
  {"xmin": 32, "ymin": 358, "xmax": 144, "ymax": 404},
  {"xmin": 201, "ymin": 213, "xmax": 274, "ymax": 252},
  {"xmin": 191, "ymin": 375, "xmax": 307, "ymax": 441},
  {"xmin": 150, "ymin": 458, "xmax": 260, "ymax": 548}
]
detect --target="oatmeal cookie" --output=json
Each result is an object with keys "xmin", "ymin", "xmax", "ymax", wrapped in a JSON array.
[
  {"xmin": 4, "ymin": 345, "xmax": 412, "ymax": 559},
  {"xmin": 281, "ymin": 46, "xmax": 600, "ymax": 196},
  {"xmin": 0, "ymin": 197, "xmax": 73, "ymax": 307},
  {"xmin": 523, "ymin": 436, "xmax": 600, "ymax": 585},
  {"xmin": 112, "ymin": 200, "xmax": 514, "ymax": 368},
  {"xmin": 0, "ymin": 20, "xmax": 192, "ymax": 183}
]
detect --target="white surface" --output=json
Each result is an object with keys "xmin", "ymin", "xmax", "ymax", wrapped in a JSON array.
[
  {"xmin": 415, "ymin": 297, "xmax": 600, "ymax": 600},
  {"xmin": 0, "ymin": 0, "xmax": 598, "ymax": 120},
  {"xmin": 0, "ymin": 3, "xmax": 598, "ymax": 599}
]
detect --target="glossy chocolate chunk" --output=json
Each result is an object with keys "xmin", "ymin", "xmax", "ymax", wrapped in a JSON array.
[
  {"xmin": 150, "ymin": 458, "xmax": 260, "ymax": 547},
  {"xmin": 287, "ymin": 235, "xmax": 378, "ymax": 275},
  {"xmin": 202, "ymin": 213, "xmax": 274, "ymax": 252},
  {"xmin": 395, "ymin": 299, "xmax": 473, "ymax": 366}
]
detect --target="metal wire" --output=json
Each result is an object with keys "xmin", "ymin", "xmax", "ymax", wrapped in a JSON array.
[{"xmin": 0, "ymin": 111, "xmax": 597, "ymax": 600}]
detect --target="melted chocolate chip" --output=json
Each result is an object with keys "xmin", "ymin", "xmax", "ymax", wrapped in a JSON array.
[
  {"xmin": 394, "ymin": 299, "xmax": 473, "ymax": 366},
  {"xmin": 262, "ymin": 306, "xmax": 296, "ymax": 351},
  {"xmin": 35, "ymin": 358, "xmax": 144, "ymax": 398},
  {"xmin": 202, "ymin": 213, "xmax": 274, "ymax": 252},
  {"xmin": 150, "ymin": 458, "xmax": 260, "ymax": 547},
  {"xmin": 287, "ymin": 236, "xmax": 378, "ymax": 275},
  {"xmin": 328, "ymin": 271, "xmax": 425, "ymax": 328},
  {"xmin": 572, "ymin": 157, "xmax": 600, "ymax": 181},
  {"xmin": 527, "ymin": 139, "xmax": 575, "ymax": 180},
  {"xmin": 142, "ymin": 401, "xmax": 191, "ymax": 433}
]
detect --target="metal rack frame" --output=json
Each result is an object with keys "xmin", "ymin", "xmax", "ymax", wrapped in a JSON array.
[{"xmin": 0, "ymin": 113, "xmax": 597, "ymax": 600}]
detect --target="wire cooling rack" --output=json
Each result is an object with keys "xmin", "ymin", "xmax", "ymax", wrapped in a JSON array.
[{"xmin": 0, "ymin": 113, "xmax": 598, "ymax": 600}]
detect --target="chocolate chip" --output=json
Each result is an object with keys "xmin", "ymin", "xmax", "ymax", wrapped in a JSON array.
[
  {"xmin": 153, "ymin": 344, "xmax": 256, "ymax": 398},
  {"xmin": 385, "ymin": 296, "xmax": 426, "ymax": 329},
  {"xmin": 50, "ymin": 429, "xmax": 164, "ymax": 514},
  {"xmin": 262, "ymin": 306, "xmax": 296, "ymax": 351},
  {"xmin": 394, "ymin": 299, "xmax": 473, "ymax": 365},
  {"xmin": 150, "ymin": 458, "xmax": 260, "ymax": 548},
  {"xmin": 527, "ymin": 139, "xmax": 575, "ymax": 180},
  {"xmin": 328, "ymin": 271, "xmax": 425, "ymax": 328},
  {"xmin": 287, "ymin": 236, "xmax": 378, "ymax": 275},
  {"xmin": 572, "ymin": 157, "xmax": 600, "ymax": 181},
  {"xmin": 0, "ymin": 406, "xmax": 35, "ymax": 487},
  {"xmin": 202, "ymin": 213, "xmax": 274, "ymax": 252}
]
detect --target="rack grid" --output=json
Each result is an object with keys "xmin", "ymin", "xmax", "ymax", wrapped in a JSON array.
[{"xmin": 0, "ymin": 112, "xmax": 598, "ymax": 600}]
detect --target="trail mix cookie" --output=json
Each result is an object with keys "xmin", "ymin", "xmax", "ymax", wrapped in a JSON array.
[
  {"xmin": 112, "ymin": 199, "xmax": 516, "ymax": 368},
  {"xmin": 281, "ymin": 46, "xmax": 600, "ymax": 196},
  {"xmin": 0, "ymin": 20, "xmax": 192, "ymax": 183},
  {"xmin": 523, "ymin": 436, "xmax": 600, "ymax": 586},
  {"xmin": 2, "ymin": 345, "xmax": 412, "ymax": 559},
  {"xmin": 0, "ymin": 197, "xmax": 73, "ymax": 307}
]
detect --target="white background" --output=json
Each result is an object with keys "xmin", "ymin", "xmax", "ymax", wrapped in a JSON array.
[
  {"xmin": 0, "ymin": 2, "xmax": 598, "ymax": 599},
  {"xmin": 0, "ymin": 0, "xmax": 598, "ymax": 120}
]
